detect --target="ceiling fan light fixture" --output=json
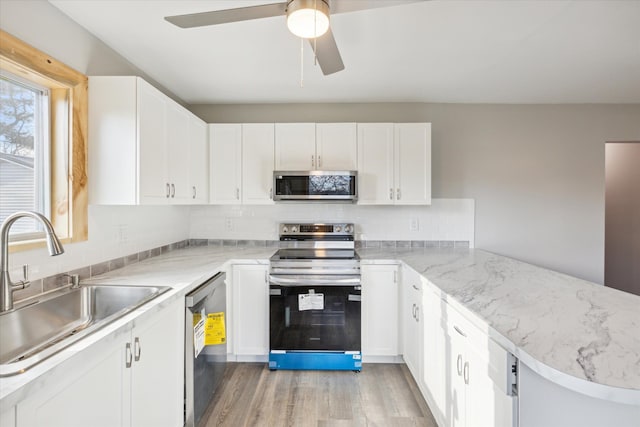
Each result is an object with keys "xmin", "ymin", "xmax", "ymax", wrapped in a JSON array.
[{"xmin": 287, "ymin": 0, "xmax": 330, "ymax": 39}]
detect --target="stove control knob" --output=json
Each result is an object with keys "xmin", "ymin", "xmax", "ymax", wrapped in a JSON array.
[
  {"xmin": 282, "ymin": 226, "xmax": 288, "ymax": 233},
  {"xmin": 335, "ymin": 226, "xmax": 342, "ymax": 232},
  {"xmin": 344, "ymin": 225, "xmax": 353, "ymax": 233},
  {"xmin": 291, "ymin": 226, "xmax": 298, "ymax": 233}
]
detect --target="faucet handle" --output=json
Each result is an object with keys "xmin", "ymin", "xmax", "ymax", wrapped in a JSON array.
[
  {"xmin": 23, "ymin": 264, "xmax": 29, "ymax": 281},
  {"xmin": 11, "ymin": 264, "xmax": 31, "ymax": 290}
]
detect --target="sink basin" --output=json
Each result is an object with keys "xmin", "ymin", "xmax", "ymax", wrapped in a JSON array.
[{"xmin": 0, "ymin": 284, "xmax": 170, "ymax": 376}]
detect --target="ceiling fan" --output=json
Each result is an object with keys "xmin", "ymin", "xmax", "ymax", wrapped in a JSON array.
[{"xmin": 165, "ymin": 0, "xmax": 425, "ymax": 76}]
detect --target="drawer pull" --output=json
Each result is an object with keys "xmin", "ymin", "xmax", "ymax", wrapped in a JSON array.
[{"xmin": 454, "ymin": 325, "xmax": 467, "ymax": 337}]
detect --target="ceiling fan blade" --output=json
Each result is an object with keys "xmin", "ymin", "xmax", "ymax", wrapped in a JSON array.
[
  {"xmin": 165, "ymin": 2, "xmax": 287, "ymax": 29},
  {"xmin": 309, "ymin": 28, "xmax": 345, "ymax": 75},
  {"xmin": 330, "ymin": 0, "xmax": 427, "ymax": 15}
]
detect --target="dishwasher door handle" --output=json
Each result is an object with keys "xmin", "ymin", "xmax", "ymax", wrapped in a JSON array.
[{"xmin": 186, "ymin": 272, "xmax": 226, "ymax": 308}]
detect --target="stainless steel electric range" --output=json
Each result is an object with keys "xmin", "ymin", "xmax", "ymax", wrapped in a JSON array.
[{"xmin": 268, "ymin": 223, "xmax": 362, "ymax": 371}]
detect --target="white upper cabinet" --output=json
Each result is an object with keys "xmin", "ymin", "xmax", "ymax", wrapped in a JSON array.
[
  {"xmin": 137, "ymin": 78, "xmax": 169, "ymax": 204},
  {"xmin": 357, "ymin": 123, "xmax": 431, "ymax": 205},
  {"xmin": 275, "ymin": 123, "xmax": 357, "ymax": 171},
  {"xmin": 274, "ymin": 123, "xmax": 316, "ymax": 170},
  {"xmin": 394, "ymin": 123, "xmax": 431, "ymax": 205},
  {"xmin": 209, "ymin": 123, "xmax": 275, "ymax": 205},
  {"xmin": 165, "ymin": 102, "xmax": 191, "ymax": 204},
  {"xmin": 315, "ymin": 123, "xmax": 357, "ymax": 170},
  {"xmin": 209, "ymin": 124, "xmax": 242, "ymax": 204},
  {"xmin": 188, "ymin": 115, "xmax": 209, "ymax": 203},
  {"xmin": 89, "ymin": 76, "xmax": 207, "ymax": 205},
  {"xmin": 357, "ymin": 123, "xmax": 395, "ymax": 204},
  {"xmin": 242, "ymin": 123, "xmax": 275, "ymax": 204}
]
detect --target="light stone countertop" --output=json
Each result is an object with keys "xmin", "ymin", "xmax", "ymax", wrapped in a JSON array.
[
  {"xmin": 359, "ymin": 247, "xmax": 640, "ymax": 405},
  {"xmin": 2, "ymin": 246, "xmax": 639, "ymax": 408}
]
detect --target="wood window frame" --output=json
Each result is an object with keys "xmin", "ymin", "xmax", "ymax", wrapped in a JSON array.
[{"xmin": 1, "ymin": 30, "xmax": 88, "ymax": 251}]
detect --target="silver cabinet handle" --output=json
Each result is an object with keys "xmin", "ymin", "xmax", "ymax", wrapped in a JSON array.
[
  {"xmin": 166, "ymin": 183, "xmax": 170, "ymax": 198},
  {"xmin": 415, "ymin": 306, "xmax": 419, "ymax": 322},
  {"xmin": 454, "ymin": 325, "xmax": 467, "ymax": 337},
  {"xmin": 464, "ymin": 361, "xmax": 470, "ymax": 385},
  {"xmin": 269, "ymin": 188, "xmax": 273, "ymax": 199},
  {"xmin": 393, "ymin": 270, "xmax": 397, "ymax": 283},
  {"xmin": 397, "ymin": 188, "xmax": 401, "ymax": 200},
  {"xmin": 134, "ymin": 337, "xmax": 141, "ymax": 361},
  {"xmin": 456, "ymin": 354, "xmax": 463, "ymax": 376},
  {"xmin": 412, "ymin": 284, "xmax": 419, "ymax": 291},
  {"xmin": 171, "ymin": 183, "xmax": 175, "ymax": 198},
  {"xmin": 236, "ymin": 188, "xmax": 240, "ymax": 200},
  {"xmin": 412, "ymin": 303, "xmax": 416, "ymax": 319},
  {"xmin": 318, "ymin": 155, "xmax": 322, "ymax": 168},
  {"xmin": 311, "ymin": 154, "xmax": 315, "ymax": 168},
  {"xmin": 125, "ymin": 342, "xmax": 133, "ymax": 368},
  {"xmin": 192, "ymin": 186, "xmax": 196, "ymax": 199},
  {"xmin": 389, "ymin": 188, "xmax": 394, "ymax": 200}
]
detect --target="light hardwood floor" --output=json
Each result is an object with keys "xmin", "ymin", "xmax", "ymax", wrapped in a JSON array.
[{"xmin": 200, "ymin": 363, "xmax": 438, "ymax": 427}]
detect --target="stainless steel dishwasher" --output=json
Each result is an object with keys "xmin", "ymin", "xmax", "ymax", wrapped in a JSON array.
[{"xmin": 185, "ymin": 272, "xmax": 227, "ymax": 427}]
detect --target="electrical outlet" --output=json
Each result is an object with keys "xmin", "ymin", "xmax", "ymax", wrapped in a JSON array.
[
  {"xmin": 410, "ymin": 218, "xmax": 419, "ymax": 232},
  {"xmin": 225, "ymin": 217, "xmax": 233, "ymax": 231},
  {"xmin": 117, "ymin": 224, "xmax": 129, "ymax": 243}
]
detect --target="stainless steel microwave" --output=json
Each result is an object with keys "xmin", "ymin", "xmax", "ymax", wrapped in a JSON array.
[{"xmin": 273, "ymin": 171, "xmax": 358, "ymax": 202}]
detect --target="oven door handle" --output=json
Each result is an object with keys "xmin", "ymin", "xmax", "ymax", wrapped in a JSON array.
[{"xmin": 269, "ymin": 275, "xmax": 361, "ymax": 287}]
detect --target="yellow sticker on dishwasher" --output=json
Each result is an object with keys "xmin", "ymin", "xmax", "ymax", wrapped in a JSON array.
[{"xmin": 204, "ymin": 312, "xmax": 226, "ymax": 346}]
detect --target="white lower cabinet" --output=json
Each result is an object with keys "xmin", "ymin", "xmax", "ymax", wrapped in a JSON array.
[
  {"xmin": 0, "ymin": 407, "xmax": 15, "ymax": 427},
  {"xmin": 361, "ymin": 264, "xmax": 399, "ymax": 358},
  {"xmin": 16, "ymin": 299, "xmax": 184, "ymax": 427},
  {"xmin": 402, "ymin": 264, "xmax": 424, "ymax": 379},
  {"xmin": 444, "ymin": 303, "xmax": 516, "ymax": 427},
  {"xmin": 403, "ymin": 264, "xmax": 517, "ymax": 427},
  {"xmin": 232, "ymin": 264, "xmax": 269, "ymax": 358}
]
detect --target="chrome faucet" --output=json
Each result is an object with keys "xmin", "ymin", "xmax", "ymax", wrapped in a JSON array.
[{"xmin": 1, "ymin": 211, "xmax": 64, "ymax": 312}]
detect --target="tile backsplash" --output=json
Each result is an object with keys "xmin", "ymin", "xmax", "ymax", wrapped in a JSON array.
[{"xmin": 190, "ymin": 199, "xmax": 475, "ymax": 245}]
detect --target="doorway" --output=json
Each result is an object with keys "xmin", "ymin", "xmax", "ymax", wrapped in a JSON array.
[{"xmin": 604, "ymin": 142, "xmax": 640, "ymax": 295}]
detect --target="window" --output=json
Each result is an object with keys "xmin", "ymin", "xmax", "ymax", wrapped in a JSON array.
[
  {"xmin": 0, "ymin": 71, "xmax": 51, "ymax": 239},
  {"xmin": 0, "ymin": 29, "xmax": 88, "ymax": 251}
]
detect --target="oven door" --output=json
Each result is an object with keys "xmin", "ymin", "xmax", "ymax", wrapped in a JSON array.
[{"xmin": 269, "ymin": 276, "xmax": 361, "ymax": 352}]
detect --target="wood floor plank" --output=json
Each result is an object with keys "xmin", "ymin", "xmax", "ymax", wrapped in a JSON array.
[{"xmin": 199, "ymin": 363, "xmax": 438, "ymax": 427}]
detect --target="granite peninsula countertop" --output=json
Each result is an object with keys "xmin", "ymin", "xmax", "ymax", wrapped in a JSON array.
[{"xmin": 2, "ymin": 245, "xmax": 639, "ymax": 407}]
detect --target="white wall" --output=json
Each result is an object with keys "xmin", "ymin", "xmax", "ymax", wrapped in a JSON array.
[
  {"xmin": 189, "ymin": 199, "xmax": 475, "ymax": 244},
  {"xmin": 190, "ymin": 103, "xmax": 640, "ymax": 284},
  {"xmin": 1, "ymin": 1, "xmax": 192, "ymax": 281},
  {"xmin": 8, "ymin": 205, "xmax": 190, "ymax": 281}
]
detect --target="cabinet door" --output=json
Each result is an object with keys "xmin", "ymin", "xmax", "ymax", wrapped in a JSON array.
[
  {"xmin": 274, "ymin": 123, "xmax": 316, "ymax": 170},
  {"xmin": 464, "ymin": 342, "xmax": 515, "ymax": 427},
  {"xmin": 422, "ymin": 286, "xmax": 448, "ymax": 427},
  {"xmin": 357, "ymin": 123, "xmax": 394, "ymax": 204},
  {"xmin": 17, "ymin": 332, "xmax": 131, "ymax": 427},
  {"xmin": 88, "ymin": 76, "xmax": 138, "ymax": 204},
  {"xmin": 361, "ymin": 264, "xmax": 399, "ymax": 357},
  {"xmin": 137, "ymin": 79, "xmax": 169, "ymax": 204},
  {"xmin": 449, "ymin": 325, "xmax": 468, "ymax": 427},
  {"xmin": 209, "ymin": 124, "xmax": 242, "ymax": 204},
  {"xmin": 232, "ymin": 265, "xmax": 269, "ymax": 356},
  {"xmin": 394, "ymin": 123, "xmax": 431, "ymax": 205},
  {"xmin": 166, "ymin": 102, "xmax": 191, "ymax": 204},
  {"xmin": 315, "ymin": 123, "xmax": 357, "ymax": 170},
  {"xmin": 189, "ymin": 115, "xmax": 209, "ymax": 203},
  {"xmin": 402, "ymin": 266, "xmax": 422, "ymax": 378},
  {"xmin": 130, "ymin": 300, "xmax": 184, "ymax": 427},
  {"xmin": 242, "ymin": 123, "xmax": 275, "ymax": 204}
]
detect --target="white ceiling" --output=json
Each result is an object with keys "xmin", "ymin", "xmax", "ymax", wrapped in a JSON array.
[{"xmin": 49, "ymin": 0, "xmax": 640, "ymax": 104}]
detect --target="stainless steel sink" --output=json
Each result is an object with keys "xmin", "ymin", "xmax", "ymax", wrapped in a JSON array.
[{"xmin": 0, "ymin": 284, "xmax": 170, "ymax": 376}]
